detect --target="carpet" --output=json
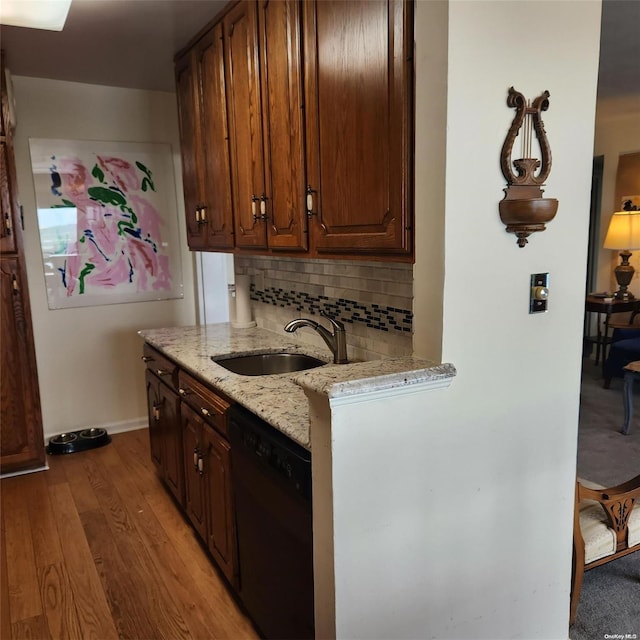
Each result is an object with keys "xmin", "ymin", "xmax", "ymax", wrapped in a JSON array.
[{"xmin": 570, "ymin": 358, "xmax": 640, "ymax": 640}]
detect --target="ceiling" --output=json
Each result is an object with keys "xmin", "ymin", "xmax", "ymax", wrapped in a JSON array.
[
  {"xmin": 0, "ymin": 0, "xmax": 639, "ymax": 99},
  {"xmin": 0, "ymin": 0, "xmax": 228, "ymax": 92}
]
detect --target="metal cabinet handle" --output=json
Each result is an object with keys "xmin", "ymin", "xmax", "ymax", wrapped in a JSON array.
[
  {"xmin": 195, "ymin": 205, "xmax": 207, "ymax": 224},
  {"xmin": 259, "ymin": 194, "xmax": 268, "ymax": 220},
  {"xmin": 197, "ymin": 456, "xmax": 204, "ymax": 475},
  {"xmin": 201, "ymin": 408, "xmax": 211, "ymax": 417},
  {"xmin": 141, "ymin": 355, "xmax": 154, "ymax": 362},
  {"xmin": 178, "ymin": 387, "xmax": 192, "ymax": 397},
  {"xmin": 306, "ymin": 185, "xmax": 317, "ymax": 217},
  {"xmin": 193, "ymin": 447, "xmax": 199, "ymax": 471},
  {"xmin": 156, "ymin": 369, "xmax": 170, "ymax": 377},
  {"xmin": 152, "ymin": 403, "xmax": 161, "ymax": 422},
  {"xmin": 251, "ymin": 195, "xmax": 259, "ymax": 221}
]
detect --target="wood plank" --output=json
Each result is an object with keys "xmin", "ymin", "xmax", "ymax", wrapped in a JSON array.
[
  {"xmin": 47, "ymin": 482, "xmax": 119, "ymax": 640},
  {"xmin": 43, "ymin": 455, "xmax": 68, "ymax": 487},
  {"xmin": 83, "ymin": 444, "xmax": 206, "ymax": 639},
  {"xmin": 37, "ymin": 563, "xmax": 83, "ymax": 640},
  {"xmin": 62, "ymin": 451, "xmax": 101, "ymax": 514},
  {"xmin": 109, "ymin": 432, "xmax": 257, "ymax": 639},
  {"xmin": 80, "ymin": 508, "xmax": 163, "ymax": 640},
  {"xmin": 11, "ymin": 614, "xmax": 51, "ymax": 640},
  {"xmin": 24, "ymin": 473, "xmax": 64, "ymax": 568},
  {"xmin": 2, "ymin": 477, "xmax": 42, "ymax": 622}
]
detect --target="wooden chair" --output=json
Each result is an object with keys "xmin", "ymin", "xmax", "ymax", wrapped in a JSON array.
[{"xmin": 570, "ymin": 474, "xmax": 640, "ymax": 624}]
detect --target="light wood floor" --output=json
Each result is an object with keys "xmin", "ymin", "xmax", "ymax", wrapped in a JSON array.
[{"xmin": 0, "ymin": 429, "xmax": 259, "ymax": 640}]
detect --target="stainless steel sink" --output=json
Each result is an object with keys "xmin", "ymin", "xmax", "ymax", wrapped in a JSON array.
[{"xmin": 212, "ymin": 353, "xmax": 326, "ymax": 376}]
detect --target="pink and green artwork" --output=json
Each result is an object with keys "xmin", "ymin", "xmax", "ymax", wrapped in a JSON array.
[{"xmin": 29, "ymin": 139, "xmax": 183, "ymax": 309}]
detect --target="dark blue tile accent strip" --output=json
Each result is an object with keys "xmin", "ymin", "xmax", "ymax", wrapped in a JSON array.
[{"xmin": 250, "ymin": 285, "xmax": 413, "ymax": 333}]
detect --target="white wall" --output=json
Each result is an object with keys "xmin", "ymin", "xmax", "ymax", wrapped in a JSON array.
[
  {"xmin": 11, "ymin": 77, "xmax": 196, "ymax": 438},
  {"xmin": 318, "ymin": 1, "xmax": 601, "ymax": 638},
  {"xmin": 593, "ymin": 96, "xmax": 640, "ymax": 297}
]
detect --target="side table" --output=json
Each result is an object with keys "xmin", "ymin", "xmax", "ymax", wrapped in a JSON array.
[{"xmin": 622, "ymin": 360, "xmax": 640, "ymax": 435}]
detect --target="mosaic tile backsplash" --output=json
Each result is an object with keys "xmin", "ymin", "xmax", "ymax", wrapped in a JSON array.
[{"xmin": 234, "ymin": 255, "xmax": 414, "ymax": 360}]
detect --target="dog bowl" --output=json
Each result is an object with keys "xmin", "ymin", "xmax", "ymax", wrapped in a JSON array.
[{"xmin": 47, "ymin": 427, "xmax": 111, "ymax": 455}]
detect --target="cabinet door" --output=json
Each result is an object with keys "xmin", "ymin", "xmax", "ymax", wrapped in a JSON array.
[
  {"xmin": 0, "ymin": 257, "xmax": 45, "ymax": 473},
  {"xmin": 0, "ymin": 141, "xmax": 17, "ymax": 254},
  {"xmin": 145, "ymin": 370, "xmax": 164, "ymax": 470},
  {"xmin": 182, "ymin": 404, "xmax": 208, "ymax": 540},
  {"xmin": 175, "ymin": 51, "xmax": 208, "ymax": 251},
  {"xmin": 196, "ymin": 24, "xmax": 235, "ymax": 250},
  {"xmin": 0, "ymin": 69, "xmax": 17, "ymax": 255},
  {"xmin": 304, "ymin": 0, "xmax": 413, "ymax": 256},
  {"xmin": 203, "ymin": 425, "xmax": 236, "ymax": 585},
  {"xmin": 158, "ymin": 380, "xmax": 184, "ymax": 505},
  {"xmin": 259, "ymin": 0, "xmax": 307, "ymax": 251},
  {"xmin": 225, "ymin": 0, "xmax": 268, "ymax": 249}
]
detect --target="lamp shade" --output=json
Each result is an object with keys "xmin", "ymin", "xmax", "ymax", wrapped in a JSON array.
[{"xmin": 603, "ymin": 210, "xmax": 640, "ymax": 250}]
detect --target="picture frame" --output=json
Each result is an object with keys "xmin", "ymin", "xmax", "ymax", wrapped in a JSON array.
[{"xmin": 29, "ymin": 138, "xmax": 184, "ymax": 309}]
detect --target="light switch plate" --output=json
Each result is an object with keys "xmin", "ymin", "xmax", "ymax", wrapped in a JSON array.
[{"xmin": 530, "ymin": 273, "xmax": 549, "ymax": 313}]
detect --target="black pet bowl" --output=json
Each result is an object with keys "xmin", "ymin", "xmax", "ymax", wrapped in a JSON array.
[{"xmin": 47, "ymin": 427, "xmax": 111, "ymax": 455}]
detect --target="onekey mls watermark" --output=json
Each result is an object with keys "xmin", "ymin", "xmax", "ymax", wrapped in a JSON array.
[{"xmin": 604, "ymin": 634, "xmax": 637, "ymax": 639}]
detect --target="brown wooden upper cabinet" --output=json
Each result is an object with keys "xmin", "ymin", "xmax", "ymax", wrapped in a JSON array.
[
  {"xmin": 225, "ymin": 0, "xmax": 307, "ymax": 252},
  {"xmin": 304, "ymin": 0, "xmax": 414, "ymax": 257},
  {"xmin": 175, "ymin": 0, "xmax": 414, "ymax": 260},
  {"xmin": 176, "ymin": 22, "xmax": 235, "ymax": 251}
]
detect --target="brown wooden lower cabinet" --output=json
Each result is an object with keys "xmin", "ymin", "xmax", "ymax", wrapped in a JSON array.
[
  {"xmin": 145, "ymin": 369, "xmax": 184, "ymax": 505},
  {"xmin": 181, "ymin": 403, "xmax": 209, "ymax": 540},
  {"xmin": 143, "ymin": 345, "xmax": 237, "ymax": 588},
  {"xmin": 0, "ymin": 256, "xmax": 45, "ymax": 475}
]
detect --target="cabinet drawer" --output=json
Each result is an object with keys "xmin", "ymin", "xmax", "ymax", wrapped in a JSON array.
[
  {"xmin": 142, "ymin": 344, "xmax": 179, "ymax": 390},
  {"xmin": 178, "ymin": 370, "xmax": 231, "ymax": 437}
]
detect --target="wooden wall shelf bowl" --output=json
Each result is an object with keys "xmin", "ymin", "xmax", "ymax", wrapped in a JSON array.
[
  {"xmin": 499, "ymin": 197, "xmax": 558, "ymax": 224},
  {"xmin": 499, "ymin": 87, "xmax": 557, "ymax": 247}
]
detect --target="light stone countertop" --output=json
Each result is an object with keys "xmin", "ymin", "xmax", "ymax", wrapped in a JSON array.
[{"xmin": 139, "ymin": 323, "xmax": 456, "ymax": 450}]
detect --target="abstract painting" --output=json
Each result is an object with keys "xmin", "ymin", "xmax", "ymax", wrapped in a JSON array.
[{"xmin": 29, "ymin": 139, "xmax": 183, "ymax": 309}]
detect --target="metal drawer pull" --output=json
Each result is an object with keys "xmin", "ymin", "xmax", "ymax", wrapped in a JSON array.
[
  {"xmin": 156, "ymin": 369, "xmax": 170, "ymax": 376},
  {"xmin": 141, "ymin": 355, "xmax": 153, "ymax": 362},
  {"xmin": 201, "ymin": 408, "xmax": 211, "ymax": 417},
  {"xmin": 193, "ymin": 447, "xmax": 199, "ymax": 470},
  {"xmin": 152, "ymin": 404, "xmax": 161, "ymax": 422},
  {"xmin": 178, "ymin": 388, "xmax": 192, "ymax": 397},
  {"xmin": 198, "ymin": 456, "xmax": 204, "ymax": 475}
]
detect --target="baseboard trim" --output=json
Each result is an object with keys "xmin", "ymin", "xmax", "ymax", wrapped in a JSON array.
[{"xmin": 1, "ymin": 463, "xmax": 49, "ymax": 479}]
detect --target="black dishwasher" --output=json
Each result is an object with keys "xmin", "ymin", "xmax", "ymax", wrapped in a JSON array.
[{"xmin": 229, "ymin": 404, "xmax": 314, "ymax": 640}]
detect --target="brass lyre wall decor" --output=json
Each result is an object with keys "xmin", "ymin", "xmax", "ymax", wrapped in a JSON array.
[{"xmin": 499, "ymin": 87, "xmax": 558, "ymax": 247}]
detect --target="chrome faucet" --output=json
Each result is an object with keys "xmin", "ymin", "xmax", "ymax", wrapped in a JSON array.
[{"xmin": 284, "ymin": 311, "xmax": 348, "ymax": 364}]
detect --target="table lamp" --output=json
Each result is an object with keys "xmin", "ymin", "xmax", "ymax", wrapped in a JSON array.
[{"xmin": 603, "ymin": 207, "xmax": 640, "ymax": 300}]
